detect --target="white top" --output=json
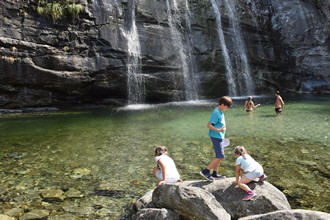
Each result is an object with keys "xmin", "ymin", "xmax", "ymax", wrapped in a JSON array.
[
  {"xmin": 235, "ymin": 154, "xmax": 262, "ymax": 173},
  {"xmin": 155, "ymin": 154, "xmax": 180, "ymax": 182}
]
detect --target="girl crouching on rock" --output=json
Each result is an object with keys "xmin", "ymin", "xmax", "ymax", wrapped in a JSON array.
[
  {"xmin": 153, "ymin": 146, "xmax": 182, "ymax": 187},
  {"xmin": 233, "ymin": 146, "xmax": 267, "ymax": 200}
]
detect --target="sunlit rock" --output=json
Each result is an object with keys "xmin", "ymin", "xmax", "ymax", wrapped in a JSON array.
[
  {"xmin": 19, "ymin": 209, "xmax": 50, "ymax": 220},
  {"xmin": 41, "ymin": 189, "xmax": 65, "ymax": 202}
]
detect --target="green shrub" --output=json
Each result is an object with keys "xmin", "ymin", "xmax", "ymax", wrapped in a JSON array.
[
  {"xmin": 45, "ymin": 3, "xmax": 64, "ymax": 22},
  {"xmin": 36, "ymin": 0, "xmax": 83, "ymax": 22},
  {"xmin": 66, "ymin": 3, "xmax": 84, "ymax": 20},
  {"xmin": 36, "ymin": 6, "xmax": 44, "ymax": 16}
]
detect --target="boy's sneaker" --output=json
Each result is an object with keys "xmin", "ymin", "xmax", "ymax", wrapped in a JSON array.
[
  {"xmin": 199, "ymin": 171, "xmax": 214, "ymax": 181},
  {"xmin": 243, "ymin": 191, "xmax": 257, "ymax": 201},
  {"xmin": 212, "ymin": 173, "xmax": 226, "ymax": 179},
  {"xmin": 258, "ymin": 174, "xmax": 268, "ymax": 182}
]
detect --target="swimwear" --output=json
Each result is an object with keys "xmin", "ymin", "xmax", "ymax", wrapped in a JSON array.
[{"xmin": 275, "ymin": 107, "xmax": 282, "ymax": 113}]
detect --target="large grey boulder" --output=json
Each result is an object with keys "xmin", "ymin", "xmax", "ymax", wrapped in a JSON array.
[
  {"xmin": 134, "ymin": 189, "xmax": 155, "ymax": 212},
  {"xmin": 238, "ymin": 209, "xmax": 330, "ymax": 220},
  {"xmin": 152, "ymin": 183, "xmax": 231, "ymax": 220},
  {"xmin": 133, "ymin": 178, "xmax": 292, "ymax": 219},
  {"xmin": 183, "ymin": 178, "xmax": 290, "ymax": 219}
]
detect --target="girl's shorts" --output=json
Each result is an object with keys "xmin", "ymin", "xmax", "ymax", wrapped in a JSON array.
[{"xmin": 245, "ymin": 169, "xmax": 264, "ymax": 180}]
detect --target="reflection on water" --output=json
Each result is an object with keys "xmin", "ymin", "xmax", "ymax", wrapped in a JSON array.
[{"xmin": 0, "ymin": 95, "xmax": 329, "ymax": 218}]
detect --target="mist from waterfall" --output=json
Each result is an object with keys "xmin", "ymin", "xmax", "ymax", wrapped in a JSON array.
[
  {"xmin": 223, "ymin": 0, "xmax": 255, "ymax": 95},
  {"xmin": 210, "ymin": 0, "xmax": 237, "ymax": 96},
  {"xmin": 166, "ymin": 0, "xmax": 198, "ymax": 101},
  {"xmin": 127, "ymin": 0, "xmax": 144, "ymax": 104}
]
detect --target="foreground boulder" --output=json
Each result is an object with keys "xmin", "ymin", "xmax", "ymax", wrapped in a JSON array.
[
  {"xmin": 133, "ymin": 178, "xmax": 291, "ymax": 219},
  {"xmin": 182, "ymin": 178, "xmax": 290, "ymax": 219},
  {"xmin": 152, "ymin": 183, "xmax": 230, "ymax": 220}
]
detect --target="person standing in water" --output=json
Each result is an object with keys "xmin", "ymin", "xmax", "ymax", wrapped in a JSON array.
[
  {"xmin": 244, "ymin": 96, "xmax": 260, "ymax": 112},
  {"xmin": 200, "ymin": 96, "xmax": 233, "ymax": 181},
  {"xmin": 274, "ymin": 91, "xmax": 284, "ymax": 114}
]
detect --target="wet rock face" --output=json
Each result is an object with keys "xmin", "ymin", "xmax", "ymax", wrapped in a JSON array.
[
  {"xmin": 0, "ymin": 0, "xmax": 329, "ymax": 108},
  {"xmin": 243, "ymin": 0, "xmax": 330, "ymax": 93}
]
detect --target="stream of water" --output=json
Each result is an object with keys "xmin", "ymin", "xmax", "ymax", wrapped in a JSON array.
[
  {"xmin": 126, "ymin": 0, "xmax": 145, "ymax": 104},
  {"xmin": 223, "ymin": 0, "xmax": 255, "ymax": 95},
  {"xmin": 0, "ymin": 94, "xmax": 329, "ymax": 218},
  {"xmin": 210, "ymin": 0, "xmax": 236, "ymax": 96},
  {"xmin": 166, "ymin": 0, "xmax": 198, "ymax": 101}
]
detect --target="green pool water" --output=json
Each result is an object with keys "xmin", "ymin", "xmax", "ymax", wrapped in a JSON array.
[{"xmin": 0, "ymin": 94, "xmax": 329, "ymax": 218}]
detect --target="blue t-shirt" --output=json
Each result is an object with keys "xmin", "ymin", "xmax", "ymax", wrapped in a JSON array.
[{"xmin": 208, "ymin": 107, "xmax": 225, "ymax": 139}]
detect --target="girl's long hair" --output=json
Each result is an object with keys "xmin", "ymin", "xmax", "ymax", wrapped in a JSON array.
[
  {"xmin": 154, "ymin": 146, "xmax": 168, "ymax": 156},
  {"xmin": 234, "ymin": 146, "xmax": 248, "ymax": 159}
]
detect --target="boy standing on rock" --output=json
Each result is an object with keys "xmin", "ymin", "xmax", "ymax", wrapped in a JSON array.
[{"xmin": 200, "ymin": 96, "xmax": 233, "ymax": 181}]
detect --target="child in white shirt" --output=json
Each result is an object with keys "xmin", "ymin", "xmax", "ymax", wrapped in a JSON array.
[
  {"xmin": 233, "ymin": 146, "xmax": 267, "ymax": 200},
  {"xmin": 153, "ymin": 146, "xmax": 181, "ymax": 187}
]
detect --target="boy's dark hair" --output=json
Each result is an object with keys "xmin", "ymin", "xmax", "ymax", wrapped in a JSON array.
[
  {"xmin": 276, "ymin": 91, "xmax": 280, "ymax": 95},
  {"xmin": 219, "ymin": 96, "xmax": 233, "ymax": 107}
]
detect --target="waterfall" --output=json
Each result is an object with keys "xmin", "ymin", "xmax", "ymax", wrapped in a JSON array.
[
  {"xmin": 166, "ymin": 0, "xmax": 198, "ymax": 101},
  {"xmin": 127, "ymin": 0, "xmax": 144, "ymax": 104},
  {"xmin": 210, "ymin": 0, "xmax": 237, "ymax": 96},
  {"xmin": 184, "ymin": 0, "xmax": 199, "ymax": 100},
  {"xmin": 223, "ymin": 0, "xmax": 255, "ymax": 95}
]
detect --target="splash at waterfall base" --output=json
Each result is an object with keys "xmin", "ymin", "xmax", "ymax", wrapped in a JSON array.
[{"xmin": 132, "ymin": 179, "xmax": 330, "ymax": 220}]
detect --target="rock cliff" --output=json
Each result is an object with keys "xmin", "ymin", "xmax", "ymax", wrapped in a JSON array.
[{"xmin": 0, "ymin": 0, "xmax": 329, "ymax": 108}]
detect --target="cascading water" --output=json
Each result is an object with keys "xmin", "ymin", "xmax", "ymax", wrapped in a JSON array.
[
  {"xmin": 210, "ymin": 0, "xmax": 237, "ymax": 96},
  {"xmin": 223, "ymin": 0, "xmax": 255, "ymax": 95},
  {"xmin": 183, "ymin": 0, "xmax": 199, "ymax": 100},
  {"xmin": 166, "ymin": 0, "xmax": 198, "ymax": 101},
  {"xmin": 126, "ymin": 0, "xmax": 144, "ymax": 104}
]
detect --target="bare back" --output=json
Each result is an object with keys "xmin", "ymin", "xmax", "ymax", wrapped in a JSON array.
[
  {"xmin": 275, "ymin": 96, "xmax": 284, "ymax": 109},
  {"xmin": 245, "ymin": 101, "xmax": 254, "ymax": 111}
]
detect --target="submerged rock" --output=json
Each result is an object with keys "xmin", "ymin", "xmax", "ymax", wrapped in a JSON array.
[
  {"xmin": 40, "ymin": 189, "xmax": 65, "ymax": 202},
  {"xmin": 19, "ymin": 209, "xmax": 50, "ymax": 220},
  {"xmin": 0, "ymin": 214, "xmax": 16, "ymax": 220}
]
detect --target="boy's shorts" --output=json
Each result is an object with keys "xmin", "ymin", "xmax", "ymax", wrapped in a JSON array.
[
  {"xmin": 275, "ymin": 107, "xmax": 282, "ymax": 113},
  {"xmin": 210, "ymin": 137, "xmax": 225, "ymax": 158}
]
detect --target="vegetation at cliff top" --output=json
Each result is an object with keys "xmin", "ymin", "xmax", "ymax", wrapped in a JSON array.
[{"xmin": 36, "ymin": 0, "xmax": 83, "ymax": 22}]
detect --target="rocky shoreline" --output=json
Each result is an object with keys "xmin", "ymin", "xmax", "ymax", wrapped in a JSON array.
[{"xmin": 0, "ymin": 173, "xmax": 329, "ymax": 220}]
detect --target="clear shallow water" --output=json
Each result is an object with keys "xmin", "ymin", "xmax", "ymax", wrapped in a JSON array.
[{"xmin": 0, "ymin": 95, "xmax": 329, "ymax": 218}]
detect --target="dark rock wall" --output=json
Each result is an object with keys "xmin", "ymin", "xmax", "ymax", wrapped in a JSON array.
[
  {"xmin": 243, "ymin": 0, "xmax": 330, "ymax": 93},
  {"xmin": 0, "ymin": 0, "xmax": 329, "ymax": 108}
]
